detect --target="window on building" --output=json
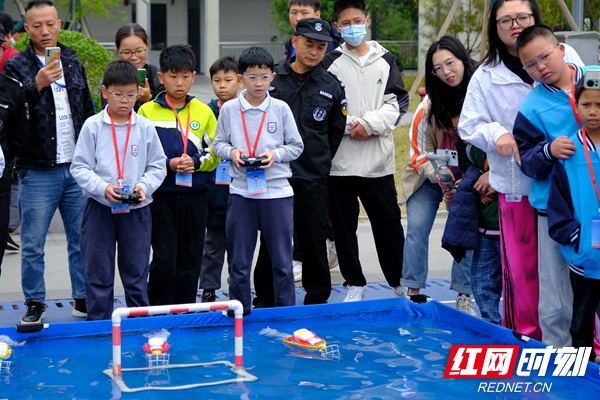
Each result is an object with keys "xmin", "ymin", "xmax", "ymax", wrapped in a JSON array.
[{"xmin": 151, "ymin": 4, "xmax": 167, "ymax": 50}]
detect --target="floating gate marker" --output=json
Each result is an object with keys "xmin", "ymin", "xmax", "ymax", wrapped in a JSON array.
[{"xmin": 103, "ymin": 300, "xmax": 257, "ymax": 393}]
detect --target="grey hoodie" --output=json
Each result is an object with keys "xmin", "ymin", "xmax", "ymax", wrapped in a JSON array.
[
  {"xmin": 213, "ymin": 91, "xmax": 304, "ymax": 196},
  {"xmin": 70, "ymin": 108, "xmax": 167, "ymax": 208}
]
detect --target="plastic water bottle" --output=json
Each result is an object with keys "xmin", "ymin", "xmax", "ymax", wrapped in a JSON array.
[{"xmin": 505, "ymin": 154, "xmax": 522, "ymax": 202}]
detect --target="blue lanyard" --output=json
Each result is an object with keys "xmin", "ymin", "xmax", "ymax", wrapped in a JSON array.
[{"xmin": 36, "ymin": 56, "xmax": 67, "ymax": 89}]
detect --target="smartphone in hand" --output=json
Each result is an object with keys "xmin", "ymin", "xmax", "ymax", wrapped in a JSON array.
[
  {"xmin": 138, "ymin": 68, "xmax": 146, "ymax": 87},
  {"xmin": 45, "ymin": 47, "xmax": 61, "ymax": 69}
]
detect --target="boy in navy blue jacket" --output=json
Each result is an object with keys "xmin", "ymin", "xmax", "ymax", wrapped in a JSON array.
[
  {"xmin": 197, "ymin": 56, "xmax": 242, "ymax": 302},
  {"xmin": 548, "ymin": 79, "xmax": 600, "ymax": 361},
  {"xmin": 138, "ymin": 45, "xmax": 218, "ymax": 305}
]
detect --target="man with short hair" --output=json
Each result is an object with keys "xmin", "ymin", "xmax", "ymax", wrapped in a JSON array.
[
  {"xmin": 4, "ymin": 0, "xmax": 94, "ymax": 324},
  {"xmin": 253, "ymin": 18, "xmax": 347, "ymax": 306}
]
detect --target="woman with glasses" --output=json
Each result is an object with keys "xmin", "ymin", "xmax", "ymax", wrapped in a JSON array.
[
  {"xmin": 400, "ymin": 35, "xmax": 477, "ymax": 316},
  {"xmin": 458, "ymin": 0, "xmax": 582, "ymax": 340},
  {"xmin": 113, "ymin": 23, "xmax": 163, "ymax": 110}
]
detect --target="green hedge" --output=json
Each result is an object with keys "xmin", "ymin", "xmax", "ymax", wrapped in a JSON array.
[{"xmin": 14, "ymin": 30, "xmax": 114, "ymax": 113}]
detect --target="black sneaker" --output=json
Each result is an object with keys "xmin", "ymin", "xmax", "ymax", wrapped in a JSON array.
[
  {"xmin": 201, "ymin": 290, "xmax": 216, "ymax": 303},
  {"xmin": 21, "ymin": 301, "xmax": 46, "ymax": 324},
  {"xmin": 72, "ymin": 298, "xmax": 87, "ymax": 318},
  {"xmin": 6, "ymin": 235, "xmax": 19, "ymax": 251}
]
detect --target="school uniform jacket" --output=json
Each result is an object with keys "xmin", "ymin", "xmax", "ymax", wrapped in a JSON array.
[
  {"xmin": 138, "ymin": 92, "xmax": 218, "ymax": 197},
  {"xmin": 70, "ymin": 108, "xmax": 167, "ymax": 208},
  {"xmin": 321, "ymin": 41, "xmax": 409, "ymax": 177},
  {"xmin": 548, "ymin": 129, "xmax": 600, "ymax": 280},
  {"xmin": 513, "ymin": 65, "xmax": 584, "ymax": 212},
  {"xmin": 269, "ymin": 60, "xmax": 346, "ymax": 183}
]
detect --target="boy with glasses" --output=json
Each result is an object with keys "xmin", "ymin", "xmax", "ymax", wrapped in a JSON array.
[
  {"xmin": 513, "ymin": 25, "xmax": 588, "ymax": 347},
  {"xmin": 213, "ymin": 47, "xmax": 304, "ymax": 316},
  {"xmin": 138, "ymin": 44, "xmax": 219, "ymax": 306},
  {"xmin": 70, "ymin": 61, "xmax": 166, "ymax": 320}
]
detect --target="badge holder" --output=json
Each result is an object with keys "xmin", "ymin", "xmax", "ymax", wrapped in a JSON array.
[
  {"xmin": 246, "ymin": 168, "xmax": 267, "ymax": 195},
  {"xmin": 591, "ymin": 216, "xmax": 600, "ymax": 249},
  {"xmin": 215, "ymin": 161, "xmax": 232, "ymax": 185},
  {"xmin": 176, "ymin": 173, "xmax": 192, "ymax": 187},
  {"xmin": 112, "ymin": 184, "xmax": 131, "ymax": 214}
]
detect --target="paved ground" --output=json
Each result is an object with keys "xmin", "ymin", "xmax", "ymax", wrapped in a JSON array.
[{"xmin": 0, "ymin": 75, "xmax": 444, "ymax": 325}]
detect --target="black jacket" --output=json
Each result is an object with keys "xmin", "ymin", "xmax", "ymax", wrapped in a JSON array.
[
  {"xmin": 4, "ymin": 42, "xmax": 94, "ymax": 169},
  {"xmin": 269, "ymin": 61, "xmax": 346, "ymax": 182},
  {"xmin": 0, "ymin": 74, "xmax": 29, "ymax": 191}
]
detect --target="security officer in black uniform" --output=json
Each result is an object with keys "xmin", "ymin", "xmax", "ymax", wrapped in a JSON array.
[
  {"xmin": 0, "ymin": 22, "xmax": 29, "ymax": 275},
  {"xmin": 253, "ymin": 18, "xmax": 347, "ymax": 306}
]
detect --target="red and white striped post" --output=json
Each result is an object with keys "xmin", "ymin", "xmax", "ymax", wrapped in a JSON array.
[{"xmin": 110, "ymin": 300, "xmax": 245, "ymax": 378}]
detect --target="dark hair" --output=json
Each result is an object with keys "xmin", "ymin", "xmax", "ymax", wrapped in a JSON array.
[
  {"xmin": 575, "ymin": 78, "xmax": 590, "ymax": 103},
  {"xmin": 425, "ymin": 35, "xmax": 476, "ymax": 131},
  {"xmin": 209, "ymin": 56, "xmax": 239, "ymax": 78},
  {"xmin": 515, "ymin": 24, "xmax": 557, "ymax": 55},
  {"xmin": 482, "ymin": 0, "xmax": 543, "ymax": 67},
  {"xmin": 238, "ymin": 47, "xmax": 274, "ymax": 75},
  {"xmin": 102, "ymin": 60, "xmax": 139, "ymax": 88},
  {"xmin": 159, "ymin": 44, "xmax": 196, "ymax": 74},
  {"xmin": 115, "ymin": 23, "xmax": 150, "ymax": 50},
  {"xmin": 0, "ymin": 12, "xmax": 15, "ymax": 36},
  {"xmin": 25, "ymin": 0, "xmax": 54, "ymax": 12},
  {"xmin": 289, "ymin": 0, "xmax": 321, "ymax": 11},
  {"xmin": 333, "ymin": 0, "xmax": 366, "ymax": 19}
]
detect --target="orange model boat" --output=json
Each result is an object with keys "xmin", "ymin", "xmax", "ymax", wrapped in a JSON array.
[{"xmin": 283, "ymin": 328, "xmax": 326, "ymax": 351}]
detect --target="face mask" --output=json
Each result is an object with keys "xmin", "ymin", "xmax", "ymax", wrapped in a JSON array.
[
  {"xmin": 340, "ymin": 24, "xmax": 366, "ymax": 47},
  {"xmin": 9, "ymin": 37, "xmax": 15, "ymax": 44}
]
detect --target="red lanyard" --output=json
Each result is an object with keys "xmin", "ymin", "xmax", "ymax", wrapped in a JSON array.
[
  {"xmin": 581, "ymin": 127, "xmax": 600, "ymax": 212},
  {"xmin": 240, "ymin": 107, "xmax": 267, "ymax": 157},
  {"xmin": 108, "ymin": 110, "xmax": 132, "ymax": 185},
  {"xmin": 165, "ymin": 95, "xmax": 191, "ymax": 154},
  {"xmin": 566, "ymin": 67, "xmax": 582, "ymax": 127}
]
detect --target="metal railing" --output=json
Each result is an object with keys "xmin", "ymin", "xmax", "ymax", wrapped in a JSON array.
[
  {"xmin": 378, "ymin": 40, "xmax": 418, "ymax": 70},
  {"xmin": 220, "ymin": 42, "xmax": 286, "ymax": 62}
]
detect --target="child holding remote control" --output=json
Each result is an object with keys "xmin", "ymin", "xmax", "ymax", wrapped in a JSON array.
[
  {"xmin": 213, "ymin": 47, "xmax": 304, "ymax": 316},
  {"xmin": 70, "ymin": 60, "xmax": 167, "ymax": 320}
]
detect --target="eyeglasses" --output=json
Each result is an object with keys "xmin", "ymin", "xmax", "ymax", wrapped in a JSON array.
[
  {"xmin": 432, "ymin": 58, "xmax": 459, "ymax": 76},
  {"xmin": 522, "ymin": 48, "xmax": 555, "ymax": 73},
  {"xmin": 107, "ymin": 90, "xmax": 140, "ymax": 102},
  {"xmin": 496, "ymin": 13, "xmax": 533, "ymax": 31},
  {"xmin": 241, "ymin": 74, "xmax": 273, "ymax": 85},
  {"xmin": 338, "ymin": 19, "xmax": 366, "ymax": 28},
  {"xmin": 119, "ymin": 48, "xmax": 147, "ymax": 60}
]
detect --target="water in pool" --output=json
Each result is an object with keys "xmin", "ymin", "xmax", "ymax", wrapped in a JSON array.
[{"xmin": 1, "ymin": 312, "xmax": 598, "ymax": 399}]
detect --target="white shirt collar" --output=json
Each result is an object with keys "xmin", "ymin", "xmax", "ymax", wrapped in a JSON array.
[{"xmin": 238, "ymin": 90, "xmax": 271, "ymax": 112}]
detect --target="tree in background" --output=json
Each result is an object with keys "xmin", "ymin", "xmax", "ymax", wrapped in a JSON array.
[
  {"xmin": 270, "ymin": 0, "xmax": 417, "ymax": 40},
  {"xmin": 421, "ymin": 0, "xmax": 485, "ymax": 55}
]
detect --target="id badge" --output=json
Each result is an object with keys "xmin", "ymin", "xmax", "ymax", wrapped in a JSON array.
[
  {"xmin": 111, "ymin": 184, "xmax": 130, "ymax": 214},
  {"xmin": 176, "ymin": 172, "xmax": 193, "ymax": 187},
  {"xmin": 246, "ymin": 167, "xmax": 267, "ymax": 195},
  {"xmin": 591, "ymin": 217, "xmax": 600, "ymax": 249},
  {"xmin": 215, "ymin": 161, "xmax": 232, "ymax": 185}
]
